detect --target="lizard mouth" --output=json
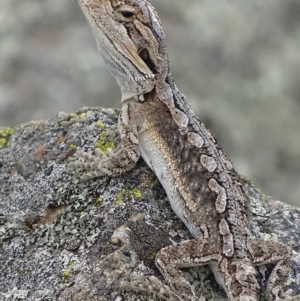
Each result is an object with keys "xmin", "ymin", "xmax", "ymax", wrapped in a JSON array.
[{"xmin": 138, "ymin": 48, "xmax": 157, "ymax": 74}]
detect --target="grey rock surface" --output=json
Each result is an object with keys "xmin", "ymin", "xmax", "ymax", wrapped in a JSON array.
[
  {"xmin": 0, "ymin": 0, "xmax": 300, "ymax": 205},
  {"xmin": 0, "ymin": 108, "xmax": 299, "ymax": 301}
]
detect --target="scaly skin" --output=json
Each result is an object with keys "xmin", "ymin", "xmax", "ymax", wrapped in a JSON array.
[{"xmin": 71, "ymin": 1, "xmax": 300, "ymax": 300}]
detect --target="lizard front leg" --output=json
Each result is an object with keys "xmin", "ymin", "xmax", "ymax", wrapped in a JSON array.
[{"xmin": 68, "ymin": 102, "xmax": 140, "ymax": 180}]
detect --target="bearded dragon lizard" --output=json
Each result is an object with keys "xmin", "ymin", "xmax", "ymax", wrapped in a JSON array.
[{"xmin": 72, "ymin": 0, "xmax": 300, "ymax": 300}]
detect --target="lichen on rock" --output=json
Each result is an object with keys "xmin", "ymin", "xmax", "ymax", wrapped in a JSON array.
[{"xmin": 0, "ymin": 107, "xmax": 299, "ymax": 301}]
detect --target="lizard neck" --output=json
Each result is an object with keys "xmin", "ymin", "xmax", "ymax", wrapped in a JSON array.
[{"xmin": 155, "ymin": 67, "xmax": 192, "ymax": 135}]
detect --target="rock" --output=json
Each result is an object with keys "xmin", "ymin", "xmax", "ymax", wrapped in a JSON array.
[
  {"xmin": 1, "ymin": 0, "xmax": 300, "ymax": 205},
  {"xmin": 0, "ymin": 108, "xmax": 299, "ymax": 300}
]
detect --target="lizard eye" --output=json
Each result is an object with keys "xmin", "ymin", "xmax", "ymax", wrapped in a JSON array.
[
  {"xmin": 117, "ymin": 5, "xmax": 135, "ymax": 19},
  {"xmin": 121, "ymin": 11, "xmax": 134, "ymax": 18}
]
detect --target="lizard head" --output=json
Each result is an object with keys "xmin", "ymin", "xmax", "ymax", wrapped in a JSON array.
[{"xmin": 78, "ymin": 0, "xmax": 169, "ymax": 102}]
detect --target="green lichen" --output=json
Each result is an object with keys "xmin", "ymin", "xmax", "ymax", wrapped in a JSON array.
[
  {"xmin": 80, "ymin": 112, "xmax": 87, "ymax": 118},
  {"xmin": 39, "ymin": 125, "xmax": 49, "ymax": 132},
  {"xmin": 94, "ymin": 130, "xmax": 115, "ymax": 154},
  {"xmin": 131, "ymin": 188, "xmax": 142, "ymax": 198},
  {"xmin": 97, "ymin": 197, "xmax": 103, "ymax": 205},
  {"xmin": 96, "ymin": 121, "xmax": 106, "ymax": 128},
  {"xmin": 116, "ymin": 192, "xmax": 125, "ymax": 206},
  {"xmin": 62, "ymin": 262, "xmax": 75, "ymax": 283},
  {"xmin": 70, "ymin": 144, "xmax": 77, "ymax": 150},
  {"xmin": 116, "ymin": 188, "xmax": 142, "ymax": 206},
  {"xmin": 149, "ymin": 252, "xmax": 157, "ymax": 260},
  {"xmin": 0, "ymin": 127, "xmax": 15, "ymax": 148},
  {"xmin": 0, "ymin": 138, "xmax": 6, "ymax": 147}
]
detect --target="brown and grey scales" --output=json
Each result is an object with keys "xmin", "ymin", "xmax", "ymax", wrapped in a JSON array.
[
  {"xmin": 73, "ymin": 1, "xmax": 300, "ymax": 300},
  {"xmin": 128, "ymin": 92, "xmax": 257, "ymax": 298}
]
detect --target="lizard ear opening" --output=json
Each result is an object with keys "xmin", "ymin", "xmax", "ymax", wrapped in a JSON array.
[{"xmin": 139, "ymin": 48, "xmax": 157, "ymax": 74}]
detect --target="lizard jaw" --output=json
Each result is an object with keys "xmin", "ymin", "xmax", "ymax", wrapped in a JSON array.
[{"xmin": 78, "ymin": 0, "xmax": 156, "ymax": 101}]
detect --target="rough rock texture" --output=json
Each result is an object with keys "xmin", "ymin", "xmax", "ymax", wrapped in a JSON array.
[
  {"xmin": 0, "ymin": 0, "xmax": 300, "ymax": 205},
  {"xmin": 0, "ymin": 108, "xmax": 299, "ymax": 301}
]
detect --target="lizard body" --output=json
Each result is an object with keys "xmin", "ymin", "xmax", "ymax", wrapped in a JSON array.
[{"xmin": 72, "ymin": 1, "xmax": 300, "ymax": 300}]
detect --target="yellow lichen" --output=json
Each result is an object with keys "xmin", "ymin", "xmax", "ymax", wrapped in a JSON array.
[
  {"xmin": 131, "ymin": 188, "xmax": 142, "ymax": 198},
  {"xmin": 0, "ymin": 127, "xmax": 15, "ymax": 148},
  {"xmin": 80, "ymin": 112, "xmax": 87, "ymax": 118},
  {"xmin": 0, "ymin": 138, "xmax": 7, "ymax": 147},
  {"xmin": 116, "ymin": 189, "xmax": 126, "ymax": 205},
  {"xmin": 62, "ymin": 262, "xmax": 75, "ymax": 283},
  {"xmin": 116, "ymin": 188, "xmax": 142, "ymax": 206},
  {"xmin": 149, "ymin": 252, "xmax": 157, "ymax": 260},
  {"xmin": 96, "ymin": 121, "xmax": 106, "ymax": 128},
  {"xmin": 94, "ymin": 130, "xmax": 115, "ymax": 154}
]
